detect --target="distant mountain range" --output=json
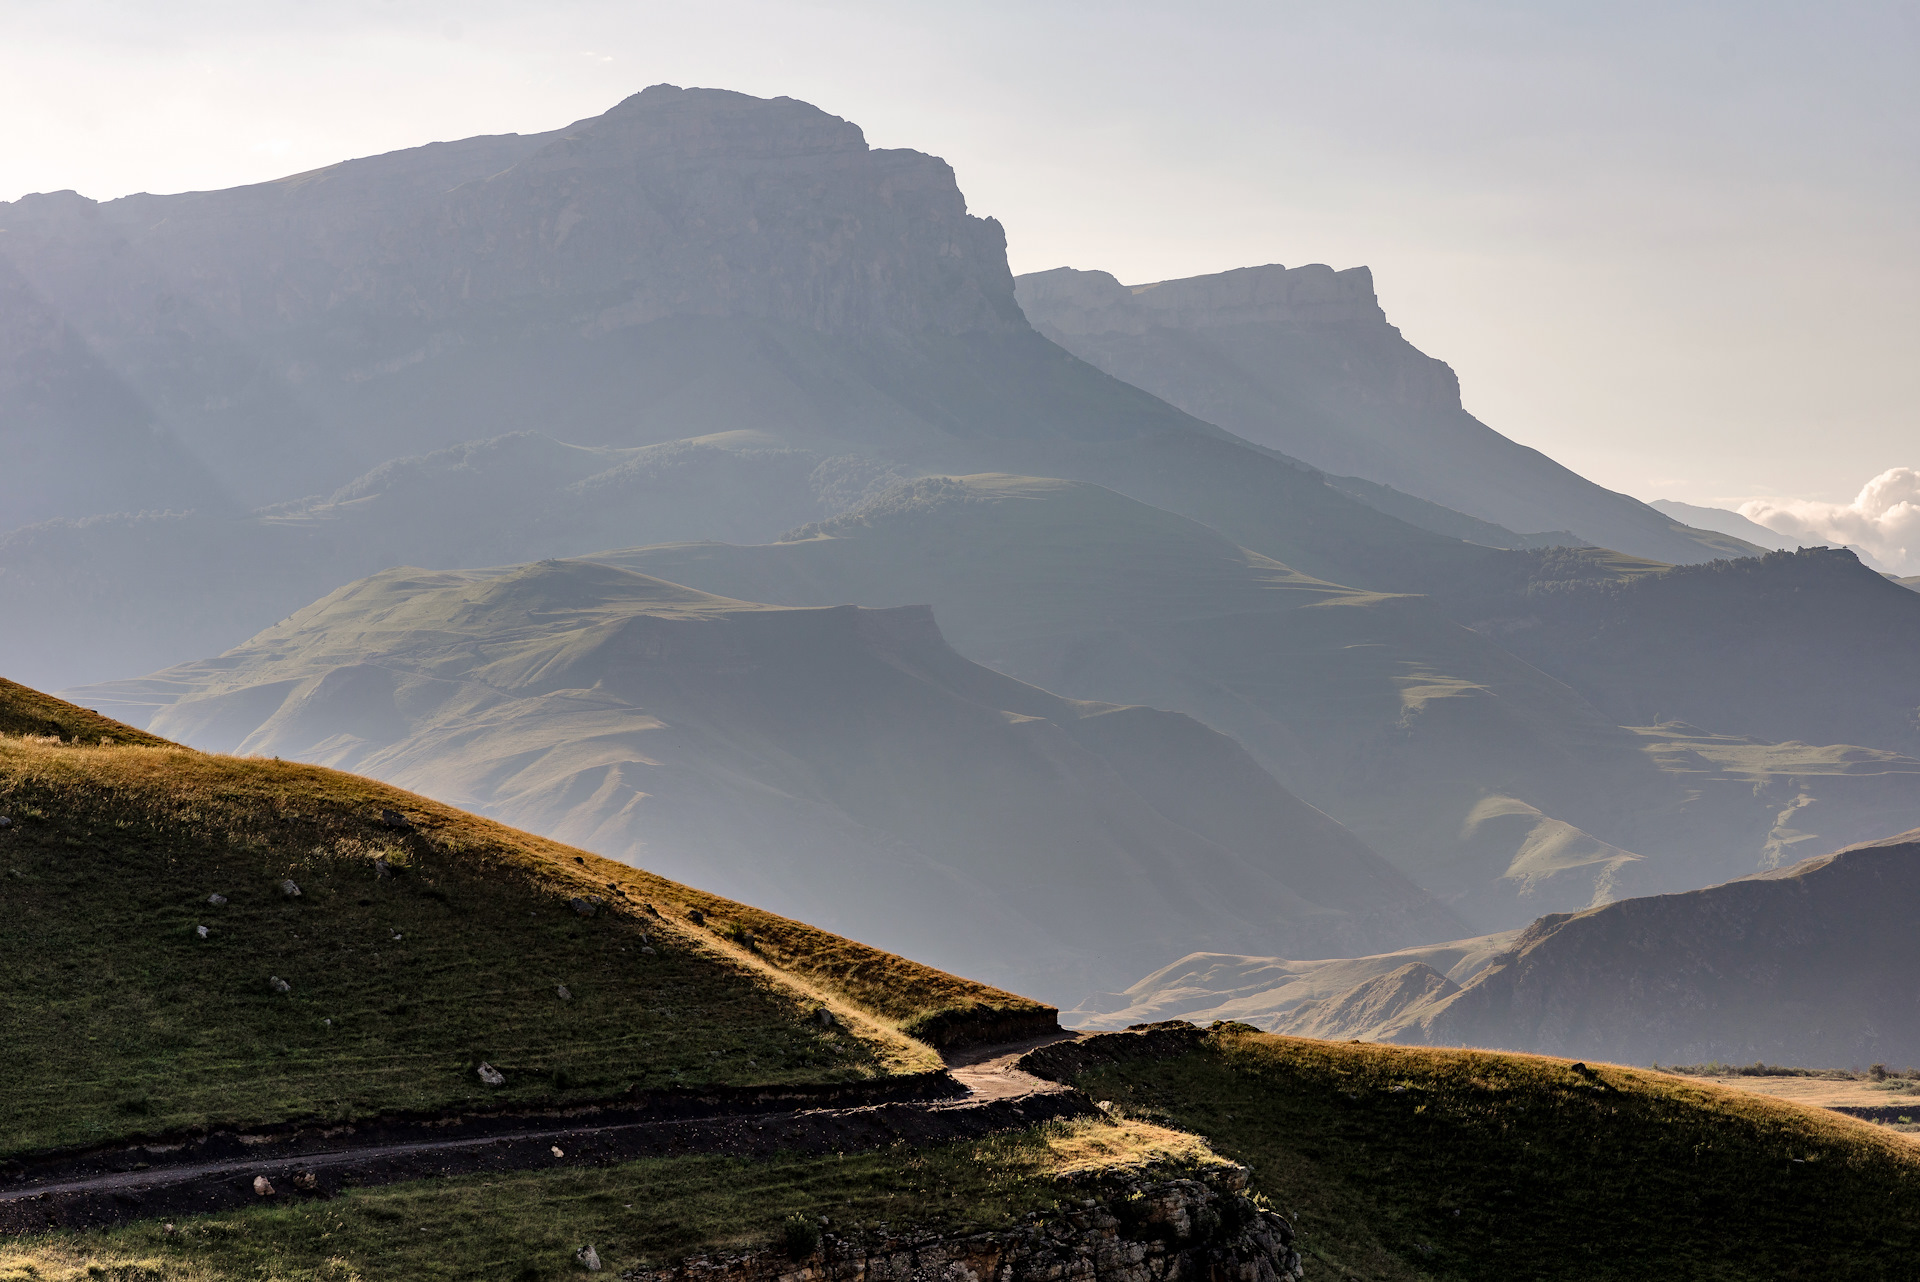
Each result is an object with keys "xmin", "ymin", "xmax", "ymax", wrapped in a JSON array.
[
  {"xmin": 5, "ymin": 85, "xmax": 1749, "ymax": 694},
  {"xmin": 1086, "ymin": 830, "xmax": 1920, "ymax": 1067},
  {"xmin": 72, "ymin": 558, "xmax": 1458, "ymax": 1001},
  {"xmin": 76, "ymin": 477, "xmax": 1920, "ymax": 957},
  {"xmin": 1014, "ymin": 265, "xmax": 1764, "ymax": 566},
  {"xmin": 15, "ymin": 84, "xmax": 1917, "ymax": 1053}
]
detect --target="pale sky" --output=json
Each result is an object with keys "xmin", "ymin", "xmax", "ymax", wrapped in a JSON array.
[{"xmin": 2, "ymin": 0, "xmax": 1913, "ymax": 513}]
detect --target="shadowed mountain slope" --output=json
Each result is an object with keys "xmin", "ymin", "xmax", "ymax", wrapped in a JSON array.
[
  {"xmin": 1469, "ymin": 547, "xmax": 1920, "ymax": 756},
  {"xmin": 1092, "ymin": 830, "xmax": 1920, "ymax": 1067},
  {"xmin": 0, "ymin": 682, "xmax": 1055, "ymax": 1158},
  {"xmin": 587, "ymin": 476, "xmax": 1920, "ymax": 929},
  {"xmin": 70, "ymin": 559, "xmax": 1457, "ymax": 1002},
  {"xmin": 1391, "ymin": 828, "xmax": 1920, "ymax": 1065},
  {"xmin": 1014, "ymin": 265, "xmax": 1760, "ymax": 565}
]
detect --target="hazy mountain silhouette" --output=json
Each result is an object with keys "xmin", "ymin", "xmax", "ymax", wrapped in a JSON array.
[
  {"xmin": 587, "ymin": 477, "xmax": 1920, "ymax": 929},
  {"xmin": 1015, "ymin": 265, "xmax": 1763, "ymax": 564},
  {"xmin": 70, "ymin": 558, "xmax": 1461, "ymax": 1000}
]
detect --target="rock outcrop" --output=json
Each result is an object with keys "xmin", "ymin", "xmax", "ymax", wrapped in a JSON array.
[
  {"xmin": 1015, "ymin": 264, "xmax": 1762, "ymax": 566},
  {"xmin": 621, "ymin": 1166, "xmax": 1301, "ymax": 1282}
]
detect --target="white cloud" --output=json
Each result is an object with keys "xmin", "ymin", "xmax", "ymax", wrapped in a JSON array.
[{"xmin": 1740, "ymin": 468, "xmax": 1920, "ymax": 576}]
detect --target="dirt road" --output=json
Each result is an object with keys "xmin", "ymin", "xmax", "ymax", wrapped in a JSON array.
[{"xmin": 1, "ymin": 1034, "xmax": 1092, "ymax": 1235}]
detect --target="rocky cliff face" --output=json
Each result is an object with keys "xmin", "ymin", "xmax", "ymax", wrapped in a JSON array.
[
  {"xmin": 0, "ymin": 86, "xmax": 1027, "ymax": 513},
  {"xmin": 622, "ymin": 1166, "xmax": 1302, "ymax": 1282},
  {"xmin": 1015, "ymin": 264, "xmax": 1761, "ymax": 566}
]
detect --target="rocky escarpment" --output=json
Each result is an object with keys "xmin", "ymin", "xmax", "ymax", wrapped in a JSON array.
[
  {"xmin": 0, "ymin": 85, "xmax": 1030, "ymax": 515},
  {"xmin": 621, "ymin": 1165, "xmax": 1301, "ymax": 1282},
  {"xmin": 1014, "ymin": 264, "xmax": 1761, "ymax": 566}
]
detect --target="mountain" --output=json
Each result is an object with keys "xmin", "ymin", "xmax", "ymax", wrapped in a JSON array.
[
  {"xmin": 1469, "ymin": 547, "xmax": 1920, "ymax": 756},
  {"xmin": 0, "ymin": 430, "xmax": 916, "ymax": 692},
  {"xmin": 1089, "ymin": 829, "xmax": 1920, "ymax": 1067},
  {"xmin": 590, "ymin": 475, "xmax": 1920, "ymax": 929},
  {"xmin": 3, "ymin": 82, "xmax": 1563, "ymax": 693},
  {"xmin": 0, "ymin": 678, "xmax": 1049, "ymax": 1157},
  {"xmin": 1013, "ymin": 264, "xmax": 1763, "ymax": 565},
  {"xmin": 1650, "ymin": 498, "xmax": 1798, "ymax": 551},
  {"xmin": 70, "ymin": 558, "xmax": 1457, "ymax": 1001}
]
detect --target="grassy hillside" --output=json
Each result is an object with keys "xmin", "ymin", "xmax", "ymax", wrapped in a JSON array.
[
  {"xmin": 0, "ymin": 688, "xmax": 1051, "ymax": 1158},
  {"xmin": 1055, "ymin": 1025, "xmax": 1920, "ymax": 1280},
  {"xmin": 0, "ymin": 676, "xmax": 168, "ymax": 746}
]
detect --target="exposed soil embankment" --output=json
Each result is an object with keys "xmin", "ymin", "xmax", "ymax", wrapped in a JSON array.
[{"xmin": 625, "ymin": 1164, "xmax": 1301, "ymax": 1282}]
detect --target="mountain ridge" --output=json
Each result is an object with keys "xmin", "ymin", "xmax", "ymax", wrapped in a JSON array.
[{"xmin": 1015, "ymin": 264, "xmax": 1764, "ymax": 565}]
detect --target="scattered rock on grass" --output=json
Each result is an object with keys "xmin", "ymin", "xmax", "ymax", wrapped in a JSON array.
[
  {"xmin": 293, "ymin": 1172, "xmax": 318, "ymax": 1191},
  {"xmin": 207, "ymin": 893, "xmax": 227, "ymax": 905},
  {"xmin": 270, "ymin": 976, "xmax": 292, "ymax": 993},
  {"xmin": 0, "ymin": 816, "xmax": 12, "ymax": 828},
  {"xmin": 280, "ymin": 879, "xmax": 301, "ymax": 898},
  {"xmin": 686, "ymin": 908, "xmax": 705, "ymax": 925},
  {"xmin": 252, "ymin": 1176, "xmax": 275, "ymax": 1197},
  {"xmin": 380, "ymin": 808, "xmax": 413, "ymax": 830},
  {"xmin": 373, "ymin": 858, "xmax": 393, "ymax": 879},
  {"xmin": 196, "ymin": 925, "xmax": 209, "ymax": 939},
  {"xmin": 556, "ymin": 985, "xmax": 572, "ymax": 1001},
  {"xmin": 575, "ymin": 1244, "xmax": 601, "ymax": 1271},
  {"xmin": 477, "ymin": 1062, "xmax": 506, "ymax": 1086},
  {"xmin": 815, "ymin": 1007, "xmax": 841, "ymax": 1030},
  {"xmin": 570, "ymin": 897, "xmax": 598, "ymax": 917}
]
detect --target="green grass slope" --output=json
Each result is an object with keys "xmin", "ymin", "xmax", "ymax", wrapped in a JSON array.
[
  {"xmin": 1059, "ymin": 1025, "xmax": 1920, "ymax": 1280},
  {"xmin": 0, "ymin": 687, "xmax": 1052, "ymax": 1158}
]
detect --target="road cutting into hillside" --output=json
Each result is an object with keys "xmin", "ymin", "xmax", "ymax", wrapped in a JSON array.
[{"xmin": 0, "ymin": 1034, "xmax": 1088, "ymax": 1235}]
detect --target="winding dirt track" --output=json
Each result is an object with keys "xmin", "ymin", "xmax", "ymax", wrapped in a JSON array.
[{"xmin": 1, "ymin": 1033, "xmax": 1085, "ymax": 1235}]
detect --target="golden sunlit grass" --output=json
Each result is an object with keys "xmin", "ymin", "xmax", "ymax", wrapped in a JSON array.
[
  {"xmin": 1065, "ymin": 1025, "xmax": 1920, "ymax": 1281},
  {"xmin": 0, "ymin": 694, "xmax": 1040, "ymax": 1156}
]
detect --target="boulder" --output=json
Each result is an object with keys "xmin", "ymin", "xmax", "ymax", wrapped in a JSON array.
[
  {"xmin": 575, "ymin": 1245, "xmax": 602, "ymax": 1272},
  {"xmin": 269, "ymin": 976, "xmax": 292, "ymax": 993},
  {"xmin": 280, "ymin": 879, "xmax": 301, "ymax": 898},
  {"xmin": 252, "ymin": 1176, "xmax": 275, "ymax": 1197},
  {"xmin": 207, "ymin": 893, "xmax": 227, "ymax": 905},
  {"xmin": 380, "ymin": 808, "xmax": 413, "ymax": 830},
  {"xmin": 477, "ymin": 1062, "xmax": 506, "ymax": 1086},
  {"xmin": 556, "ymin": 985, "xmax": 572, "ymax": 1000},
  {"xmin": 196, "ymin": 925, "xmax": 209, "ymax": 939},
  {"xmin": 373, "ymin": 858, "xmax": 393, "ymax": 879}
]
